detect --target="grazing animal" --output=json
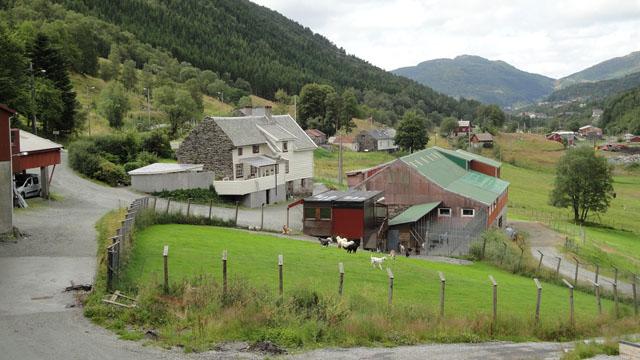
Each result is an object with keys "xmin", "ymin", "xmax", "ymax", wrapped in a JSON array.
[
  {"xmin": 399, "ymin": 244, "xmax": 405, "ymax": 254},
  {"xmin": 344, "ymin": 239, "xmax": 360, "ymax": 253},
  {"xmin": 370, "ymin": 256, "xmax": 386, "ymax": 269},
  {"xmin": 282, "ymin": 225, "xmax": 291, "ymax": 235},
  {"xmin": 336, "ymin": 236, "xmax": 349, "ymax": 248},
  {"xmin": 405, "ymin": 247, "xmax": 411, "ymax": 257},
  {"xmin": 318, "ymin": 237, "xmax": 331, "ymax": 247},
  {"xmin": 389, "ymin": 250, "xmax": 396, "ymax": 260}
]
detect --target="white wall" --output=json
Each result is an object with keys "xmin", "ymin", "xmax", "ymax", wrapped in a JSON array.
[
  {"xmin": 131, "ymin": 171, "xmax": 214, "ymax": 193},
  {"xmin": 288, "ymin": 150, "xmax": 313, "ymax": 181}
]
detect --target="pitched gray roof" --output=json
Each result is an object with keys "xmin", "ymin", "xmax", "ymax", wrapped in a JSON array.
[
  {"xmin": 368, "ymin": 128, "xmax": 396, "ymax": 140},
  {"xmin": 211, "ymin": 115, "xmax": 316, "ymax": 150}
]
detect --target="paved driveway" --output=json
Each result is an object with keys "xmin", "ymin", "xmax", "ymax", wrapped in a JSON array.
[{"xmin": 0, "ymin": 153, "xmax": 572, "ymax": 359}]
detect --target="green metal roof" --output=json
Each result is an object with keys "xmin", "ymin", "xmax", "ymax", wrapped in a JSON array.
[
  {"xmin": 434, "ymin": 146, "xmax": 502, "ymax": 168},
  {"xmin": 400, "ymin": 147, "xmax": 509, "ymax": 205},
  {"xmin": 389, "ymin": 202, "xmax": 441, "ymax": 226}
]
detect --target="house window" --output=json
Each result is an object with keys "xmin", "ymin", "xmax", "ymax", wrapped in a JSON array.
[
  {"xmin": 461, "ymin": 208, "xmax": 475, "ymax": 217},
  {"xmin": 235, "ymin": 164, "xmax": 243, "ymax": 179},
  {"xmin": 238, "ymin": 147, "xmax": 243, "ymax": 156},
  {"xmin": 283, "ymin": 142, "xmax": 288, "ymax": 152},
  {"xmin": 438, "ymin": 208, "xmax": 451, "ymax": 217},
  {"xmin": 250, "ymin": 166, "xmax": 257, "ymax": 178},
  {"xmin": 304, "ymin": 207, "xmax": 317, "ymax": 220},
  {"xmin": 285, "ymin": 161, "xmax": 289, "ymax": 174},
  {"xmin": 252, "ymin": 145, "xmax": 259, "ymax": 154},
  {"xmin": 275, "ymin": 164, "xmax": 279, "ymax": 175},
  {"xmin": 320, "ymin": 208, "xmax": 331, "ymax": 220}
]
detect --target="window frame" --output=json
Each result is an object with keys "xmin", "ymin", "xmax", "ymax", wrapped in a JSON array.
[
  {"xmin": 438, "ymin": 208, "xmax": 452, "ymax": 217},
  {"xmin": 237, "ymin": 147, "xmax": 243, "ymax": 156},
  {"xmin": 304, "ymin": 207, "xmax": 317, "ymax": 220},
  {"xmin": 252, "ymin": 145, "xmax": 259, "ymax": 154},
  {"xmin": 319, "ymin": 207, "xmax": 331, "ymax": 220},
  {"xmin": 282, "ymin": 141, "xmax": 288, "ymax": 152},
  {"xmin": 235, "ymin": 163, "xmax": 243, "ymax": 179},
  {"xmin": 461, "ymin": 208, "xmax": 475, "ymax": 217}
]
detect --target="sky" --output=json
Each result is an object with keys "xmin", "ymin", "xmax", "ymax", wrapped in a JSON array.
[{"xmin": 252, "ymin": 0, "xmax": 640, "ymax": 79}]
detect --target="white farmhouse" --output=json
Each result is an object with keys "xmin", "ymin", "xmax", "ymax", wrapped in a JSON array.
[{"xmin": 176, "ymin": 106, "xmax": 316, "ymax": 207}]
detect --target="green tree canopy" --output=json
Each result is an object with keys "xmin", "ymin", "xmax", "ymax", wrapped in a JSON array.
[
  {"xmin": 98, "ymin": 82, "xmax": 130, "ymax": 128},
  {"xmin": 121, "ymin": 59, "xmax": 138, "ymax": 91},
  {"xmin": 155, "ymin": 85, "xmax": 198, "ymax": 136},
  {"xmin": 394, "ymin": 110, "xmax": 429, "ymax": 152},
  {"xmin": 550, "ymin": 146, "xmax": 614, "ymax": 223},
  {"xmin": 439, "ymin": 116, "xmax": 458, "ymax": 137},
  {"xmin": 475, "ymin": 104, "xmax": 506, "ymax": 131}
]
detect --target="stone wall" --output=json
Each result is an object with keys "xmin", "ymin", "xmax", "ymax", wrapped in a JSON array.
[{"xmin": 176, "ymin": 118, "xmax": 234, "ymax": 179}]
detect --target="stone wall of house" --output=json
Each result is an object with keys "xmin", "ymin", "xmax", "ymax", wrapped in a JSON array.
[{"xmin": 176, "ymin": 118, "xmax": 234, "ymax": 179}]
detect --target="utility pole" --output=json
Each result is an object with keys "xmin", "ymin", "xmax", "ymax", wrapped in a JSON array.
[
  {"xmin": 294, "ymin": 95, "xmax": 297, "ymax": 120},
  {"xmin": 337, "ymin": 116, "xmax": 343, "ymax": 185},
  {"xmin": 86, "ymin": 85, "xmax": 95, "ymax": 136},
  {"xmin": 144, "ymin": 87, "xmax": 151, "ymax": 129}
]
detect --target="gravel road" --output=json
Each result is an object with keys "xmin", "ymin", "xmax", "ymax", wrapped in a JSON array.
[
  {"xmin": 513, "ymin": 221, "xmax": 634, "ymax": 296},
  {"xmin": 0, "ymin": 153, "xmax": 575, "ymax": 359}
]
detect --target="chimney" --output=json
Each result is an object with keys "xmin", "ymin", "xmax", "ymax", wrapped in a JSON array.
[{"xmin": 253, "ymin": 106, "xmax": 273, "ymax": 123}]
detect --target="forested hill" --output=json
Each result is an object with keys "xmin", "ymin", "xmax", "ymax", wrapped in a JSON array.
[
  {"xmin": 59, "ymin": 0, "xmax": 478, "ymax": 118},
  {"xmin": 392, "ymin": 55, "xmax": 556, "ymax": 107},
  {"xmin": 547, "ymin": 71, "xmax": 640, "ymax": 102},
  {"xmin": 601, "ymin": 87, "xmax": 640, "ymax": 135},
  {"xmin": 557, "ymin": 51, "xmax": 640, "ymax": 88}
]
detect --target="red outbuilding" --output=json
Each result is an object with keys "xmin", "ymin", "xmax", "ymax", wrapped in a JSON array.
[
  {"xmin": 302, "ymin": 190, "xmax": 385, "ymax": 247},
  {"xmin": 11, "ymin": 129, "xmax": 62, "ymax": 198}
]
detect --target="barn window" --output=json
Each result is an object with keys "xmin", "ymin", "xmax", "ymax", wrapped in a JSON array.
[
  {"xmin": 252, "ymin": 145, "xmax": 259, "ymax": 154},
  {"xmin": 319, "ymin": 208, "xmax": 331, "ymax": 220},
  {"xmin": 438, "ymin": 208, "xmax": 451, "ymax": 217},
  {"xmin": 461, "ymin": 208, "xmax": 475, "ymax": 217},
  {"xmin": 238, "ymin": 147, "xmax": 243, "ymax": 156},
  {"xmin": 304, "ymin": 207, "xmax": 317, "ymax": 219}
]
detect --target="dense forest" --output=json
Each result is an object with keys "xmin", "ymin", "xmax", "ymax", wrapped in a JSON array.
[
  {"xmin": 547, "ymin": 71, "xmax": 640, "ymax": 102},
  {"xmin": 601, "ymin": 87, "xmax": 640, "ymax": 135},
  {"xmin": 57, "ymin": 0, "xmax": 482, "ymax": 124}
]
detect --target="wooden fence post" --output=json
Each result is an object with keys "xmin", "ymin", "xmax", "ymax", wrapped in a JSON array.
[
  {"xmin": 438, "ymin": 271, "xmax": 446, "ymax": 318},
  {"xmin": 489, "ymin": 275, "xmax": 497, "ymax": 328},
  {"xmin": 573, "ymin": 257, "xmax": 579, "ymax": 286},
  {"xmin": 633, "ymin": 274, "xmax": 638, "ymax": 317},
  {"xmin": 222, "ymin": 250, "xmax": 228, "ymax": 297},
  {"xmin": 260, "ymin": 203, "xmax": 265, "ymax": 231},
  {"xmin": 613, "ymin": 281, "xmax": 619, "ymax": 318},
  {"xmin": 163, "ymin": 245, "xmax": 169, "ymax": 294},
  {"xmin": 537, "ymin": 251, "xmax": 544, "ymax": 272},
  {"xmin": 613, "ymin": 266, "xmax": 618, "ymax": 285},
  {"xmin": 208, "ymin": 199, "xmax": 213, "ymax": 220},
  {"xmin": 481, "ymin": 236, "xmax": 487, "ymax": 259},
  {"xmin": 555, "ymin": 257, "xmax": 562, "ymax": 278},
  {"xmin": 234, "ymin": 201, "xmax": 239, "ymax": 226},
  {"xmin": 278, "ymin": 254, "xmax": 284, "ymax": 297},
  {"xmin": 338, "ymin": 263, "xmax": 344, "ymax": 296},
  {"xmin": 387, "ymin": 268, "xmax": 394, "ymax": 306},
  {"xmin": 562, "ymin": 279, "xmax": 574, "ymax": 327},
  {"xmin": 166, "ymin": 197, "xmax": 172, "ymax": 214},
  {"xmin": 595, "ymin": 264, "xmax": 599, "ymax": 284},
  {"xmin": 534, "ymin": 278, "xmax": 542, "ymax": 325},
  {"xmin": 153, "ymin": 197, "xmax": 157, "ymax": 211},
  {"xmin": 589, "ymin": 279, "xmax": 601, "ymax": 315},
  {"xmin": 186, "ymin": 198, "xmax": 192, "ymax": 217},
  {"xmin": 286, "ymin": 207, "xmax": 290, "ymax": 230}
]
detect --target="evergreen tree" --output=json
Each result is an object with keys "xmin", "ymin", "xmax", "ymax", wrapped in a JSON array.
[
  {"xmin": 29, "ymin": 33, "xmax": 78, "ymax": 134},
  {"xmin": 0, "ymin": 24, "xmax": 28, "ymax": 111}
]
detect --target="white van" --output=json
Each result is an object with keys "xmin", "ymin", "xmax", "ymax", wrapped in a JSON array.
[{"xmin": 14, "ymin": 173, "xmax": 41, "ymax": 199}]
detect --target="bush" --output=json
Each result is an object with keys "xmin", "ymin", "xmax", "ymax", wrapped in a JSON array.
[
  {"xmin": 152, "ymin": 186, "xmax": 222, "ymax": 204},
  {"xmin": 68, "ymin": 140, "xmax": 102, "ymax": 177},
  {"xmin": 135, "ymin": 151, "xmax": 158, "ymax": 166},
  {"xmin": 94, "ymin": 161, "xmax": 129, "ymax": 186},
  {"xmin": 123, "ymin": 161, "xmax": 144, "ymax": 173},
  {"xmin": 93, "ymin": 132, "xmax": 141, "ymax": 163},
  {"xmin": 142, "ymin": 130, "xmax": 173, "ymax": 158}
]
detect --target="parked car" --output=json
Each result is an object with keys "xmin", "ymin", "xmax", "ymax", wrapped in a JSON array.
[{"xmin": 14, "ymin": 173, "xmax": 41, "ymax": 199}]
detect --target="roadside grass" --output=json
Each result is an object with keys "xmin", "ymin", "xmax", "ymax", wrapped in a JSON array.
[
  {"xmin": 96, "ymin": 224, "xmax": 639, "ymax": 351},
  {"xmin": 561, "ymin": 340, "xmax": 619, "ymax": 360}
]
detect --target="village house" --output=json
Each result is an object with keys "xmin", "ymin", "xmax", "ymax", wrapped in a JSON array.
[
  {"xmin": 176, "ymin": 106, "xmax": 316, "ymax": 207},
  {"xmin": 578, "ymin": 125, "xmax": 603, "ymax": 139},
  {"xmin": 327, "ymin": 134, "xmax": 359, "ymax": 151},
  {"xmin": 304, "ymin": 129, "xmax": 327, "ymax": 145},
  {"xmin": 470, "ymin": 132, "xmax": 494, "ymax": 148},
  {"xmin": 454, "ymin": 120, "xmax": 471, "ymax": 137},
  {"xmin": 347, "ymin": 147, "xmax": 509, "ymax": 254},
  {"xmin": 356, "ymin": 128, "xmax": 398, "ymax": 152},
  {"xmin": 546, "ymin": 131, "xmax": 577, "ymax": 145}
]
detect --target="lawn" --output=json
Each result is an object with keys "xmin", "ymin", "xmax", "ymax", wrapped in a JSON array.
[
  {"xmin": 313, "ymin": 147, "xmax": 397, "ymax": 187},
  {"xmin": 123, "ymin": 226, "xmax": 630, "ymax": 329}
]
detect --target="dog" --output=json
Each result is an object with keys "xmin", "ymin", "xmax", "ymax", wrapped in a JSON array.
[{"xmin": 370, "ymin": 256, "xmax": 386, "ymax": 269}]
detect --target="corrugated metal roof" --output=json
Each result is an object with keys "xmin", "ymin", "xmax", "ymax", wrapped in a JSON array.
[
  {"xmin": 400, "ymin": 147, "xmax": 508, "ymax": 205},
  {"xmin": 128, "ymin": 163, "xmax": 204, "ymax": 175},
  {"xmin": 305, "ymin": 190, "xmax": 382, "ymax": 203},
  {"xmin": 434, "ymin": 146, "xmax": 502, "ymax": 168},
  {"xmin": 17, "ymin": 130, "xmax": 63, "ymax": 153},
  {"xmin": 389, "ymin": 202, "xmax": 440, "ymax": 226}
]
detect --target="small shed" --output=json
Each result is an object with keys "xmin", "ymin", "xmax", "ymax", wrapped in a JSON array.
[
  {"xmin": 305, "ymin": 129, "xmax": 327, "ymax": 145},
  {"xmin": 303, "ymin": 190, "xmax": 384, "ymax": 247},
  {"xmin": 128, "ymin": 163, "xmax": 214, "ymax": 193},
  {"xmin": 470, "ymin": 133, "xmax": 494, "ymax": 148},
  {"xmin": 387, "ymin": 202, "xmax": 440, "ymax": 253}
]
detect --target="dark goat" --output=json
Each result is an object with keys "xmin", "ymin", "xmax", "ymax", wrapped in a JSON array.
[
  {"xmin": 318, "ymin": 237, "xmax": 331, "ymax": 247},
  {"xmin": 345, "ymin": 239, "xmax": 361, "ymax": 253}
]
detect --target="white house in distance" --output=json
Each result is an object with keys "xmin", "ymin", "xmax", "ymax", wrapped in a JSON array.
[{"xmin": 176, "ymin": 106, "xmax": 316, "ymax": 207}]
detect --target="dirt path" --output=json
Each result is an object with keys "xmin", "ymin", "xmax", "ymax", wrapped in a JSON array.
[{"xmin": 511, "ymin": 220, "xmax": 633, "ymax": 295}]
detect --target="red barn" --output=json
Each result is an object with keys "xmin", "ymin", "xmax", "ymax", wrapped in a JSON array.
[
  {"xmin": 454, "ymin": 120, "xmax": 470, "ymax": 136},
  {"xmin": 302, "ymin": 190, "xmax": 385, "ymax": 246}
]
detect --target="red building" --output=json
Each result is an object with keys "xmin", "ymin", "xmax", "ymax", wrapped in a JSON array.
[
  {"xmin": 454, "ymin": 120, "xmax": 470, "ymax": 136},
  {"xmin": 1, "ymin": 104, "xmax": 15, "ymax": 234},
  {"xmin": 302, "ymin": 190, "xmax": 385, "ymax": 246},
  {"xmin": 11, "ymin": 129, "xmax": 62, "ymax": 198}
]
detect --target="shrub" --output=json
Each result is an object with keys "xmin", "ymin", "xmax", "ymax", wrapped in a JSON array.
[
  {"xmin": 135, "ymin": 151, "xmax": 158, "ymax": 166},
  {"xmin": 152, "ymin": 186, "xmax": 222, "ymax": 204},
  {"xmin": 123, "ymin": 161, "xmax": 144, "ymax": 173},
  {"xmin": 94, "ymin": 161, "xmax": 129, "ymax": 186},
  {"xmin": 93, "ymin": 132, "xmax": 141, "ymax": 163},
  {"xmin": 68, "ymin": 140, "xmax": 102, "ymax": 177},
  {"xmin": 141, "ymin": 130, "xmax": 173, "ymax": 158}
]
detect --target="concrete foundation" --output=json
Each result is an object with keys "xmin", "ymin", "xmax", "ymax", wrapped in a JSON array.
[
  {"xmin": 0, "ymin": 161, "xmax": 13, "ymax": 234},
  {"xmin": 240, "ymin": 184, "xmax": 287, "ymax": 208}
]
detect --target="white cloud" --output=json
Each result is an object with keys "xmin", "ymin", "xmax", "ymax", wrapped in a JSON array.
[{"xmin": 253, "ymin": 0, "xmax": 640, "ymax": 78}]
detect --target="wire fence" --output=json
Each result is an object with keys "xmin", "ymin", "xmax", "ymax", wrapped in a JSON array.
[{"xmin": 106, "ymin": 197, "xmax": 150, "ymax": 292}]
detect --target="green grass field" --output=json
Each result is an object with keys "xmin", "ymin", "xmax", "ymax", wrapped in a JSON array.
[
  {"xmin": 124, "ymin": 226, "xmax": 630, "ymax": 327},
  {"xmin": 313, "ymin": 148, "xmax": 397, "ymax": 188}
]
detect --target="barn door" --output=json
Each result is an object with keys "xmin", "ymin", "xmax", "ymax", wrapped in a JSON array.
[{"xmin": 387, "ymin": 229, "xmax": 399, "ymax": 252}]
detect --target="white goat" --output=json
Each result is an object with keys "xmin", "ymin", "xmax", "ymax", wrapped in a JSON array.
[
  {"xmin": 399, "ymin": 244, "xmax": 405, "ymax": 254},
  {"xmin": 370, "ymin": 256, "xmax": 386, "ymax": 270},
  {"xmin": 389, "ymin": 250, "xmax": 397, "ymax": 260},
  {"xmin": 336, "ymin": 236, "xmax": 349, "ymax": 248}
]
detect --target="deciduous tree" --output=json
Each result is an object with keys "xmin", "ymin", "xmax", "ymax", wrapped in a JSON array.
[{"xmin": 395, "ymin": 110, "xmax": 429, "ymax": 152}]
